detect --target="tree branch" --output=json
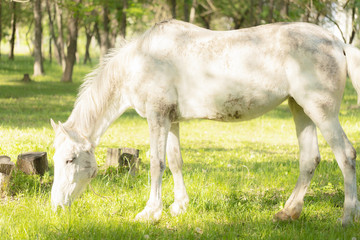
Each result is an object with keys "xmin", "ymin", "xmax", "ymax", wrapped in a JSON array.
[{"xmin": 324, "ymin": 15, "xmax": 347, "ymax": 43}]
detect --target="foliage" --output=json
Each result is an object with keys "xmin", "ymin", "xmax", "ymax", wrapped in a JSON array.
[
  {"xmin": 1, "ymin": 56, "xmax": 360, "ymax": 239},
  {"xmin": 1, "ymin": 1, "xmax": 33, "ymax": 36},
  {"xmin": 1, "ymin": 0, "xmax": 359, "ymax": 83}
]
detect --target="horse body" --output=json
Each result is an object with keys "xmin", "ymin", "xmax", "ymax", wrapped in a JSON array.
[
  {"xmin": 51, "ymin": 20, "xmax": 360, "ymax": 225},
  {"xmin": 125, "ymin": 21, "xmax": 344, "ymax": 123}
]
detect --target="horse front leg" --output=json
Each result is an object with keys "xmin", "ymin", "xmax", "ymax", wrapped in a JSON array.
[
  {"xmin": 135, "ymin": 112, "xmax": 171, "ymax": 221},
  {"xmin": 167, "ymin": 123, "xmax": 189, "ymax": 216}
]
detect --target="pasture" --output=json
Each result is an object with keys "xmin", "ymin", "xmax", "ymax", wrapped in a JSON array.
[{"xmin": 0, "ymin": 55, "xmax": 359, "ymax": 239}]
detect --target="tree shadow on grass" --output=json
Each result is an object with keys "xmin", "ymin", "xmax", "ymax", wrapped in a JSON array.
[
  {"xmin": 8, "ymin": 204, "xmax": 357, "ymax": 240},
  {"xmin": 3, "ymin": 153, "xmax": 357, "ymax": 239},
  {"xmin": 0, "ymin": 81, "xmax": 81, "ymax": 99},
  {"xmin": 0, "ymin": 81, "xmax": 80, "ymax": 128},
  {"xmin": 0, "ymin": 80, "xmax": 143, "ymax": 129}
]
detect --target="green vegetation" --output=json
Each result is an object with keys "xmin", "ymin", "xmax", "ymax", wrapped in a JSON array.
[{"xmin": 0, "ymin": 56, "xmax": 360, "ymax": 239}]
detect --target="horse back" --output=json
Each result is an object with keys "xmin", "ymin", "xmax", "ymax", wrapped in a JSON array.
[{"xmin": 129, "ymin": 21, "xmax": 346, "ymax": 122}]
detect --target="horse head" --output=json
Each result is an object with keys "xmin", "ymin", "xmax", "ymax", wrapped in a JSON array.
[{"xmin": 50, "ymin": 119, "xmax": 98, "ymax": 210}]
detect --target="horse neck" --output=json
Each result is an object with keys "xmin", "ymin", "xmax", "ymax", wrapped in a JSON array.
[
  {"xmin": 64, "ymin": 53, "xmax": 129, "ymax": 146},
  {"xmin": 65, "ymin": 97, "xmax": 126, "ymax": 146}
]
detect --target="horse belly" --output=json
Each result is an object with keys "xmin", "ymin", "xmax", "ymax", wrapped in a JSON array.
[
  {"xmin": 178, "ymin": 87, "xmax": 288, "ymax": 122},
  {"xmin": 213, "ymin": 93, "xmax": 287, "ymax": 121}
]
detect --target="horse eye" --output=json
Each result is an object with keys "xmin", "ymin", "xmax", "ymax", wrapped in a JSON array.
[{"xmin": 66, "ymin": 157, "xmax": 75, "ymax": 164}]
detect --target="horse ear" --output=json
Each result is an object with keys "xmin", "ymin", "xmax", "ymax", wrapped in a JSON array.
[
  {"xmin": 50, "ymin": 119, "xmax": 58, "ymax": 131},
  {"xmin": 57, "ymin": 122, "xmax": 93, "ymax": 150},
  {"xmin": 58, "ymin": 121, "xmax": 78, "ymax": 142}
]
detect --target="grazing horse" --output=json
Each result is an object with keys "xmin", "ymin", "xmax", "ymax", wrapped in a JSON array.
[{"xmin": 50, "ymin": 20, "xmax": 360, "ymax": 225}]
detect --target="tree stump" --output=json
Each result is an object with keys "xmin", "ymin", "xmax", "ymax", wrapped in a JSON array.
[
  {"xmin": 17, "ymin": 152, "xmax": 48, "ymax": 176},
  {"xmin": 105, "ymin": 148, "xmax": 122, "ymax": 168},
  {"xmin": 0, "ymin": 156, "xmax": 15, "ymax": 195},
  {"xmin": 120, "ymin": 148, "xmax": 141, "ymax": 175},
  {"xmin": 106, "ymin": 148, "xmax": 141, "ymax": 175},
  {"xmin": 22, "ymin": 73, "xmax": 31, "ymax": 82}
]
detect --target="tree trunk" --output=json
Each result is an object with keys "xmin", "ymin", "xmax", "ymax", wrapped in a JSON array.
[
  {"xmin": 349, "ymin": 3, "xmax": 356, "ymax": 44},
  {"xmin": 94, "ymin": 20, "xmax": 101, "ymax": 47},
  {"xmin": 9, "ymin": 2, "xmax": 16, "ymax": 60},
  {"xmin": 256, "ymin": 0, "xmax": 263, "ymax": 25},
  {"xmin": 170, "ymin": 0, "xmax": 176, "ymax": 19},
  {"xmin": 100, "ymin": 3, "xmax": 111, "ymax": 60},
  {"xmin": 189, "ymin": 0, "xmax": 196, "ymax": 23},
  {"xmin": 49, "ymin": 35, "xmax": 52, "ymax": 63},
  {"xmin": 120, "ymin": 0, "xmax": 127, "ymax": 38},
  {"xmin": 0, "ymin": 0, "xmax": 2, "ymax": 58},
  {"xmin": 61, "ymin": 0, "xmax": 81, "ymax": 82},
  {"xmin": 55, "ymin": 0, "xmax": 66, "ymax": 71},
  {"xmin": 83, "ymin": 25, "xmax": 92, "ymax": 64},
  {"xmin": 233, "ymin": 9, "xmax": 249, "ymax": 30},
  {"xmin": 33, "ymin": 0, "xmax": 44, "ymax": 76},
  {"xmin": 46, "ymin": 0, "xmax": 62, "ymax": 65},
  {"xmin": 248, "ymin": 0, "xmax": 255, "ymax": 26},
  {"xmin": 201, "ymin": 14, "xmax": 211, "ymax": 29},
  {"xmin": 268, "ymin": 0, "xmax": 274, "ymax": 23},
  {"xmin": 184, "ymin": 0, "xmax": 190, "ymax": 22},
  {"xmin": 280, "ymin": 0, "xmax": 289, "ymax": 21}
]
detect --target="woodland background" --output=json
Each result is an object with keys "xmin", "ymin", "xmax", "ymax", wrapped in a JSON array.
[
  {"xmin": 1, "ymin": 0, "xmax": 360, "ymax": 82},
  {"xmin": 1, "ymin": 1, "xmax": 360, "ymax": 239}
]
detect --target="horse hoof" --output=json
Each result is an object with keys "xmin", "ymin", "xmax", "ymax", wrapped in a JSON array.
[
  {"xmin": 135, "ymin": 206, "xmax": 162, "ymax": 222},
  {"xmin": 274, "ymin": 209, "xmax": 301, "ymax": 221},
  {"xmin": 169, "ymin": 197, "xmax": 189, "ymax": 216},
  {"xmin": 341, "ymin": 200, "xmax": 360, "ymax": 227},
  {"xmin": 355, "ymin": 200, "xmax": 360, "ymax": 222},
  {"xmin": 169, "ymin": 202, "xmax": 186, "ymax": 216},
  {"xmin": 273, "ymin": 210, "xmax": 291, "ymax": 222}
]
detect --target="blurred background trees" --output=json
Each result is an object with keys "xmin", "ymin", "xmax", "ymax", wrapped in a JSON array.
[{"xmin": 0, "ymin": 0, "xmax": 359, "ymax": 81}]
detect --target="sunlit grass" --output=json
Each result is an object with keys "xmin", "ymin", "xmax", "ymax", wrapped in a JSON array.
[{"xmin": 0, "ymin": 56, "xmax": 360, "ymax": 239}]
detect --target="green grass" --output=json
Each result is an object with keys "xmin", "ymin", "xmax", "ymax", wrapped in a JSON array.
[{"xmin": 1, "ymin": 55, "xmax": 360, "ymax": 239}]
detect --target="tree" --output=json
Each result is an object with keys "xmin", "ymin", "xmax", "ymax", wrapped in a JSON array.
[
  {"xmin": 119, "ymin": 0, "xmax": 128, "ymax": 38},
  {"xmin": 0, "ymin": 0, "xmax": 2, "ymax": 58},
  {"xmin": 197, "ymin": 0, "xmax": 215, "ymax": 29},
  {"xmin": 338, "ymin": 0, "xmax": 360, "ymax": 44},
  {"xmin": 83, "ymin": 19, "xmax": 95, "ymax": 64},
  {"xmin": 189, "ymin": 0, "xmax": 196, "ymax": 23},
  {"xmin": 170, "ymin": 0, "xmax": 176, "ymax": 18},
  {"xmin": 184, "ymin": 0, "xmax": 190, "ymax": 21},
  {"xmin": 61, "ymin": 0, "xmax": 82, "ymax": 82},
  {"xmin": 99, "ymin": 0, "xmax": 111, "ymax": 60},
  {"xmin": 9, "ymin": 1, "xmax": 16, "ymax": 60},
  {"xmin": 33, "ymin": 0, "xmax": 44, "ymax": 76},
  {"xmin": 82, "ymin": 4, "xmax": 98, "ymax": 64},
  {"xmin": 56, "ymin": 0, "xmax": 66, "ymax": 70},
  {"xmin": 46, "ymin": 0, "xmax": 62, "ymax": 65}
]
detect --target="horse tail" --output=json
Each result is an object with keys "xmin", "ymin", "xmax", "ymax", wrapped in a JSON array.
[{"xmin": 344, "ymin": 44, "xmax": 360, "ymax": 104}]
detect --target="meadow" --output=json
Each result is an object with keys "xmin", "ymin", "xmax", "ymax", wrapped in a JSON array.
[{"xmin": 0, "ymin": 55, "xmax": 360, "ymax": 239}]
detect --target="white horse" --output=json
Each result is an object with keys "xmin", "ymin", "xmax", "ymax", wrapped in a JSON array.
[{"xmin": 51, "ymin": 20, "xmax": 360, "ymax": 225}]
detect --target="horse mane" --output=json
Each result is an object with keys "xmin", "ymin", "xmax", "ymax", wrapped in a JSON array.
[
  {"xmin": 65, "ymin": 43, "xmax": 128, "ymax": 135},
  {"xmin": 77, "ymin": 47, "xmax": 123, "ymax": 104},
  {"xmin": 64, "ymin": 20, "xmax": 184, "ymax": 136}
]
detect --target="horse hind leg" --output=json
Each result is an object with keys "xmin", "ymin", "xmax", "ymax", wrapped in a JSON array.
[
  {"xmin": 275, "ymin": 98, "xmax": 321, "ymax": 221},
  {"xmin": 316, "ymin": 116, "xmax": 359, "ymax": 226},
  {"xmin": 342, "ymin": 133, "xmax": 360, "ymax": 224},
  {"xmin": 167, "ymin": 123, "xmax": 189, "ymax": 216},
  {"xmin": 292, "ymin": 95, "xmax": 359, "ymax": 226}
]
